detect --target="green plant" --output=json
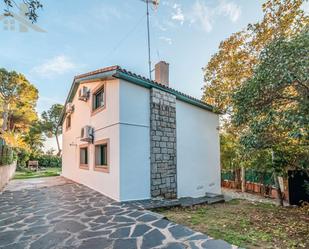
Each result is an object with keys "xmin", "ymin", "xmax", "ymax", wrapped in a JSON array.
[
  {"xmin": 32, "ymin": 154, "xmax": 62, "ymax": 168},
  {"xmin": 0, "ymin": 144, "xmax": 15, "ymax": 166}
]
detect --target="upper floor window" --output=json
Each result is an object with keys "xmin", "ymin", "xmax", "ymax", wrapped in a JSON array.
[
  {"xmin": 93, "ymin": 86, "xmax": 104, "ymax": 111},
  {"xmin": 66, "ymin": 115, "xmax": 71, "ymax": 130}
]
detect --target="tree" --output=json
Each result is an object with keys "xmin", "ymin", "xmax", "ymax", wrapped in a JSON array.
[
  {"xmin": 23, "ymin": 121, "xmax": 45, "ymax": 155},
  {"xmin": 41, "ymin": 104, "xmax": 64, "ymax": 156},
  {"xmin": 233, "ymin": 29, "xmax": 309, "ymax": 205},
  {"xmin": 3, "ymin": 0, "xmax": 42, "ymax": 22},
  {"xmin": 0, "ymin": 68, "xmax": 38, "ymax": 134},
  {"xmin": 202, "ymin": 0, "xmax": 308, "ymax": 114}
]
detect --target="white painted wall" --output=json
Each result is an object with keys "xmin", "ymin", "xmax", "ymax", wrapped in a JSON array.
[
  {"xmin": 176, "ymin": 100, "xmax": 221, "ymax": 197},
  {"xmin": 119, "ymin": 80, "xmax": 151, "ymax": 201},
  {"xmin": 62, "ymin": 79, "xmax": 121, "ymax": 201}
]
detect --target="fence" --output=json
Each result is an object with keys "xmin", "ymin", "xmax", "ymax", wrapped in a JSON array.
[{"xmin": 222, "ymin": 169, "xmax": 275, "ymax": 186}]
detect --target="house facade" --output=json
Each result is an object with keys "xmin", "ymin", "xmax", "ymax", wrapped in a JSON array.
[{"xmin": 60, "ymin": 62, "xmax": 221, "ymax": 202}]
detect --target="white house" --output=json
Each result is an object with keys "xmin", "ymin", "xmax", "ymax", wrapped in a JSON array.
[{"xmin": 59, "ymin": 62, "xmax": 221, "ymax": 202}]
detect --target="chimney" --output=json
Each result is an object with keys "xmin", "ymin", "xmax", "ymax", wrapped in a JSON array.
[{"xmin": 155, "ymin": 61, "xmax": 169, "ymax": 86}]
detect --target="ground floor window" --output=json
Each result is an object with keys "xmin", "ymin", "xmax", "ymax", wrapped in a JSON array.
[
  {"xmin": 79, "ymin": 145, "xmax": 88, "ymax": 169},
  {"xmin": 94, "ymin": 139, "xmax": 109, "ymax": 173}
]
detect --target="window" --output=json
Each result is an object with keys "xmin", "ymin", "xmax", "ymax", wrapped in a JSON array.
[
  {"xmin": 93, "ymin": 86, "xmax": 104, "ymax": 110},
  {"xmin": 66, "ymin": 115, "xmax": 71, "ymax": 130},
  {"xmin": 79, "ymin": 146, "xmax": 88, "ymax": 169},
  {"xmin": 94, "ymin": 139, "xmax": 109, "ymax": 173}
]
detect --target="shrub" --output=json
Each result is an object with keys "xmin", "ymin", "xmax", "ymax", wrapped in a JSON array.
[
  {"xmin": 0, "ymin": 145, "xmax": 15, "ymax": 166},
  {"xmin": 16, "ymin": 148, "xmax": 31, "ymax": 168},
  {"xmin": 33, "ymin": 154, "xmax": 62, "ymax": 168}
]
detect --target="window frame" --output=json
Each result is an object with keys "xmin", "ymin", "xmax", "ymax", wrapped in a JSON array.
[
  {"xmin": 66, "ymin": 114, "xmax": 72, "ymax": 131},
  {"xmin": 91, "ymin": 82, "xmax": 106, "ymax": 116},
  {"xmin": 79, "ymin": 144, "xmax": 89, "ymax": 170},
  {"xmin": 94, "ymin": 138, "xmax": 110, "ymax": 173}
]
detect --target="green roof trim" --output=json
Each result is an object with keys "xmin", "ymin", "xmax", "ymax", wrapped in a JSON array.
[
  {"xmin": 58, "ymin": 66, "xmax": 217, "ymax": 126},
  {"xmin": 113, "ymin": 70, "xmax": 215, "ymax": 113}
]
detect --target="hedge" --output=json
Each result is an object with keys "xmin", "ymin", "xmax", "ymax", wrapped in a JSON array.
[{"xmin": 0, "ymin": 145, "xmax": 15, "ymax": 166}]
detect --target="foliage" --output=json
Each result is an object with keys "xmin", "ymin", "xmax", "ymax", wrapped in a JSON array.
[
  {"xmin": 16, "ymin": 148, "xmax": 30, "ymax": 168},
  {"xmin": 202, "ymin": 0, "xmax": 308, "ymax": 114},
  {"xmin": 32, "ymin": 154, "xmax": 62, "ymax": 168},
  {"xmin": 3, "ymin": 0, "xmax": 42, "ymax": 22},
  {"xmin": 0, "ymin": 144, "xmax": 15, "ymax": 165},
  {"xmin": 22, "ymin": 121, "xmax": 45, "ymax": 155},
  {"xmin": 41, "ymin": 104, "xmax": 63, "ymax": 155},
  {"xmin": 233, "ymin": 30, "xmax": 309, "ymax": 173},
  {"xmin": 159, "ymin": 199, "xmax": 309, "ymax": 248},
  {"xmin": 14, "ymin": 167, "xmax": 60, "ymax": 179},
  {"xmin": 0, "ymin": 68, "xmax": 38, "ymax": 134}
]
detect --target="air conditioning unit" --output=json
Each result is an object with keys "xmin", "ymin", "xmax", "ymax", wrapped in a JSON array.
[
  {"xmin": 80, "ymin": 126, "xmax": 94, "ymax": 143},
  {"xmin": 78, "ymin": 86, "xmax": 90, "ymax": 101},
  {"xmin": 66, "ymin": 103, "xmax": 74, "ymax": 114}
]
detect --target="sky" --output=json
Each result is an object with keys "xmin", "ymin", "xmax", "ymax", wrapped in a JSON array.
[{"xmin": 1, "ymin": 0, "xmax": 306, "ymax": 150}]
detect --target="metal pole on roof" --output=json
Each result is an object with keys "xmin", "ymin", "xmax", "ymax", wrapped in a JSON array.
[
  {"xmin": 146, "ymin": 0, "xmax": 152, "ymax": 80},
  {"xmin": 141, "ymin": 0, "xmax": 159, "ymax": 80}
]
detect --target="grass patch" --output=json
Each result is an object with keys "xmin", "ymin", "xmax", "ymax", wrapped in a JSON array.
[
  {"xmin": 157, "ymin": 199, "xmax": 309, "ymax": 249},
  {"xmin": 13, "ymin": 167, "xmax": 61, "ymax": 179}
]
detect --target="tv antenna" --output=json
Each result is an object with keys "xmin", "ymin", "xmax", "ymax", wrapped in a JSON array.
[{"xmin": 141, "ymin": 0, "xmax": 159, "ymax": 80}]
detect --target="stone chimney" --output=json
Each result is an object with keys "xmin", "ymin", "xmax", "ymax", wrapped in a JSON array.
[{"xmin": 155, "ymin": 61, "xmax": 169, "ymax": 86}]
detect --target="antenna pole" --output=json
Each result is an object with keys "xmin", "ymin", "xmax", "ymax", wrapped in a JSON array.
[{"xmin": 146, "ymin": 0, "xmax": 152, "ymax": 80}]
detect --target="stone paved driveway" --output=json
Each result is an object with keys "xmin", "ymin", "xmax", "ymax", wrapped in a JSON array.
[{"xmin": 0, "ymin": 177, "xmax": 236, "ymax": 249}]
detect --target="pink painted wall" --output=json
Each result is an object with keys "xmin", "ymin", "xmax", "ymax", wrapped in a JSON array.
[
  {"xmin": 62, "ymin": 79, "xmax": 121, "ymax": 200},
  {"xmin": 0, "ymin": 162, "xmax": 16, "ymax": 191}
]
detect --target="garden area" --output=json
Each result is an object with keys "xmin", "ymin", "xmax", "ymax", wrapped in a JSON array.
[{"xmin": 158, "ymin": 199, "xmax": 309, "ymax": 249}]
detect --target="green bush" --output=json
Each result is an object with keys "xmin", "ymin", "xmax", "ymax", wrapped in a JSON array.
[
  {"xmin": 0, "ymin": 145, "xmax": 15, "ymax": 166},
  {"xmin": 16, "ymin": 148, "xmax": 31, "ymax": 168},
  {"xmin": 33, "ymin": 154, "xmax": 62, "ymax": 168}
]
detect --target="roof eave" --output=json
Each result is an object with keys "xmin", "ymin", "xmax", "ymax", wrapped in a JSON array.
[{"xmin": 113, "ymin": 70, "xmax": 216, "ymax": 113}]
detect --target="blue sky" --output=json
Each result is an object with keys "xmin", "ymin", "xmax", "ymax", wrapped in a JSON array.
[{"xmin": 1, "ymin": 0, "xmax": 266, "ymax": 115}]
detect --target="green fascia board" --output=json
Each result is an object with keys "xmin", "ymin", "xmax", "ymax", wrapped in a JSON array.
[
  {"xmin": 58, "ymin": 70, "xmax": 117, "ymax": 126},
  {"xmin": 113, "ymin": 70, "xmax": 215, "ymax": 113}
]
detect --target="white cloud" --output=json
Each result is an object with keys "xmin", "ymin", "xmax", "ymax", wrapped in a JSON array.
[
  {"xmin": 159, "ymin": 36, "xmax": 173, "ymax": 45},
  {"xmin": 218, "ymin": 1, "xmax": 241, "ymax": 22},
  {"xmin": 171, "ymin": 3, "xmax": 185, "ymax": 24},
  {"xmin": 190, "ymin": 0, "xmax": 213, "ymax": 32},
  {"xmin": 31, "ymin": 55, "xmax": 77, "ymax": 77},
  {"xmin": 302, "ymin": 1, "xmax": 309, "ymax": 14},
  {"xmin": 166, "ymin": 0, "xmax": 241, "ymax": 33}
]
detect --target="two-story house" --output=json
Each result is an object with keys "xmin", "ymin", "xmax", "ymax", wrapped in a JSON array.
[{"xmin": 59, "ymin": 62, "xmax": 221, "ymax": 202}]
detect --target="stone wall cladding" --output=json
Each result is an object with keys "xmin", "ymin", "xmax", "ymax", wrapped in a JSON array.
[{"xmin": 150, "ymin": 88, "xmax": 177, "ymax": 199}]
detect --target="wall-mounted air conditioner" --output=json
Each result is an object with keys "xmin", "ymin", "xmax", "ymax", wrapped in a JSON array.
[
  {"xmin": 80, "ymin": 126, "xmax": 94, "ymax": 143},
  {"xmin": 66, "ymin": 103, "xmax": 74, "ymax": 114},
  {"xmin": 78, "ymin": 86, "xmax": 90, "ymax": 101}
]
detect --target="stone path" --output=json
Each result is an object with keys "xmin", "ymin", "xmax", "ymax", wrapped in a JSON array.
[{"xmin": 0, "ymin": 177, "xmax": 237, "ymax": 249}]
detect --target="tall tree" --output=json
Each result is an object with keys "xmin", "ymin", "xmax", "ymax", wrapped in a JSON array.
[
  {"xmin": 41, "ymin": 104, "xmax": 63, "ymax": 156},
  {"xmin": 233, "ymin": 30, "xmax": 309, "ymax": 205},
  {"xmin": 2, "ymin": 0, "xmax": 42, "ymax": 22},
  {"xmin": 0, "ymin": 68, "xmax": 38, "ymax": 134},
  {"xmin": 202, "ymin": 0, "xmax": 308, "ymax": 114}
]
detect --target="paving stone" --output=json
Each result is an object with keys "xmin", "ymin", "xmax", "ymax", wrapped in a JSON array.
[
  {"xmin": 109, "ymin": 227, "xmax": 131, "ymax": 239},
  {"xmin": 152, "ymin": 219, "xmax": 170, "ymax": 229},
  {"xmin": 0, "ymin": 230, "xmax": 22, "ymax": 246},
  {"xmin": 78, "ymin": 230, "xmax": 110, "ymax": 239},
  {"xmin": 78, "ymin": 238, "xmax": 113, "ymax": 249},
  {"xmin": 29, "ymin": 231, "xmax": 70, "ymax": 249},
  {"xmin": 168, "ymin": 224, "xmax": 195, "ymax": 239},
  {"xmin": 55, "ymin": 220, "xmax": 87, "ymax": 233},
  {"xmin": 201, "ymin": 239, "xmax": 233, "ymax": 249},
  {"xmin": 137, "ymin": 214, "xmax": 158, "ymax": 222},
  {"xmin": 113, "ymin": 238, "xmax": 137, "ymax": 249},
  {"xmin": 161, "ymin": 242, "xmax": 186, "ymax": 249},
  {"xmin": 141, "ymin": 229, "xmax": 165, "ymax": 249},
  {"xmin": 24, "ymin": 225, "xmax": 51, "ymax": 236},
  {"xmin": 131, "ymin": 224, "xmax": 152, "ymax": 237},
  {"xmin": 3, "ymin": 241, "xmax": 28, "ymax": 249}
]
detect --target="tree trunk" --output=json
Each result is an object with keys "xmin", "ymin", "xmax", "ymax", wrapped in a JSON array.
[
  {"xmin": 55, "ymin": 134, "xmax": 61, "ymax": 156},
  {"xmin": 271, "ymin": 149, "xmax": 284, "ymax": 206},
  {"xmin": 273, "ymin": 173, "xmax": 284, "ymax": 206},
  {"xmin": 241, "ymin": 166, "xmax": 246, "ymax": 192},
  {"xmin": 1, "ymin": 102, "xmax": 9, "ymax": 131}
]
